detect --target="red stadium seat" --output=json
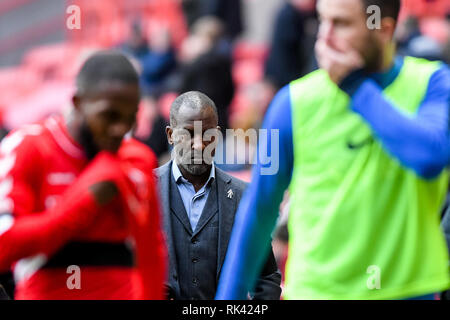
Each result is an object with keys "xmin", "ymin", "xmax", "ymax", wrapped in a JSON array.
[
  {"xmin": 420, "ymin": 17, "xmax": 449, "ymax": 44},
  {"xmin": 232, "ymin": 42, "xmax": 268, "ymax": 62},
  {"xmin": 400, "ymin": 0, "xmax": 449, "ymax": 20},
  {"xmin": 22, "ymin": 43, "xmax": 84, "ymax": 81},
  {"xmin": 232, "ymin": 60, "xmax": 264, "ymax": 87},
  {"xmin": 3, "ymin": 81, "xmax": 74, "ymax": 129}
]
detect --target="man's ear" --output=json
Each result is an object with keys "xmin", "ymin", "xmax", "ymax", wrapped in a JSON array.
[
  {"xmin": 72, "ymin": 94, "xmax": 81, "ymax": 111},
  {"xmin": 379, "ymin": 17, "xmax": 396, "ymax": 43},
  {"xmin": 166, "ymin": 126, "xmax": 174, "ymax": 145},
  {"xmin": 213, "ymin": 126, "xmax": 222, "ymax": 142}
]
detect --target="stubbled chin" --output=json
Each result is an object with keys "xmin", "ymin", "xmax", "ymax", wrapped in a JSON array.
[{"xmin": 183, "ymin": 164, "xmax": 210, "ymax": 175}]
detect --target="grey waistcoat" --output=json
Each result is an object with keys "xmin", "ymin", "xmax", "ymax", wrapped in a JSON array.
[{"xmin": 169, "ymin": 174, "xmax": 219, "ymax": 300}]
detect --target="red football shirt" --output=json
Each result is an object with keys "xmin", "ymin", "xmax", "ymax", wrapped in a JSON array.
[{"xmin": 0, "ymin": 117, "xmax": 167, "ymax": 300}]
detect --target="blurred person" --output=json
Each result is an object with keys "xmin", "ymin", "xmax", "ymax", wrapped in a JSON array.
[
  {"xmin": 396, "ymin": 16, "xmax": 421, "ymax": 52},
  {"xmin": 443, "ymin": 39, "xmax": 450, "ymax": 65},
  {"xmin": 140, "ymin": 25, "xmax": 177, "ymax": 98},
  {"xmin": 181, "ymin": 0, "xmax": 211, "ymax": 28},
  {"xmin": 396, "ymin": 16, "xmax": 445, "ymax": 61},
  {"xmin": 169, "ymin": 16, "xmax": 234, "ymax": 133},
  {"xmin": 155, "ymin": 91, "xmax": 281, "ymax": 300},
  {"xmin": 133, "ymin": 95, "xmax": 170, "ymax": 159},
  {"xmin": 442, "ymin": 14, "xmax": 450, "ymax": 64},
  {"xmin": 120, "ymin": 20, "xmax": 150, "ymax": 60},
  {"xmin": 216, "ymin": 0, "xmax": 450, "ymax": 300},
  {"xmin": 272, "ymin": 192, "xmax": 290, "ymax": 266},
  {"xmin": 0, "ymin": 51, "xmax": 167, "ymax": 300},
  {"xmin": 271, "ymin": 191, "xmax": 290, "ymax": 298},
  {"xmin": 265, "ymin": 0, "xmax": 319, "ymax": 89},
  {"xmin": 206, "ymin": 0, "xmax": 243, "ymax": 41},
  {"xmin": 181, "ymin": 0, "xmax": 243, "ymax": 41}
]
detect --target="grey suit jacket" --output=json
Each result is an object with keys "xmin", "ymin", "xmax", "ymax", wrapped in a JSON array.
[{"xmin": 155, "ymin": 161, "xmax": 281, "ymax": 300}]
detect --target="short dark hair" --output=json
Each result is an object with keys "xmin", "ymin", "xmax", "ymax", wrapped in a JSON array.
[
  {"xmin": 362, "ymin": 0, "xmax": 401, "ymax": 23},
  {"xmin": 76, "ymin": 50, "xmax": 139, "ymax": 96},
  {"xmin": 170, "ymin": 91, "xmax": 218, "ymax": 127}
]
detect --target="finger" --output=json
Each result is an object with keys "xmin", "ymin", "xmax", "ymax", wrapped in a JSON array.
[
  {"xmin": 315, "ymin": 40, "xmax": 326, "ymax": 58},
  {"xmin": 332, "ymin": 39, "xmax": 352, "ymax": 53},
  {"xmin": 324, "ymin": 43, "xmax": 363, "ymax": 68},
  {"xmin": 315, "ymin": 40, "xmax": 329, "ymax": 68}
]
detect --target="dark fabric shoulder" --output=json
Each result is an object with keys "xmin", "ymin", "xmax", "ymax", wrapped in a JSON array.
[
  {"xmin": 0, "ymin": 284, "xmax": 10, "ymax": 300},
  {"xmin": 154, "ymin": 161, "xmax": 172, "ymax": 178},
  {"xmin": 229, "ymin": 175, "xmax": 248, "ymax": 192},
  {"xmin": 215, "ymin": 167, "xmax": 248, "ymax": 193}
]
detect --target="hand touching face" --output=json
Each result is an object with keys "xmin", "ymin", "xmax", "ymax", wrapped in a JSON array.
[
  {"xmin": 315, "ymin": 0, "xmax": 381, "ymax": 83},
  {"xmin": 315, "ymin": 38, "xmax": 364, "ymax": 84}
]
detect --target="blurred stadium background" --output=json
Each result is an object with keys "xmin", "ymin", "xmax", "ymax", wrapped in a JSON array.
[{"xmin": 0, "ymin": 0, "xmax": 448, "ymax": 141}]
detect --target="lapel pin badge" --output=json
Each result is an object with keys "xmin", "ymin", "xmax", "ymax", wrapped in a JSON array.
[{"xmin": 227, "ymin": 189, "xmax": 234, "ymax": 199}]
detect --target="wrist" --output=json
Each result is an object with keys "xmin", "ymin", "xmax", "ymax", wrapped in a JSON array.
[{"xmin": 338, "ymin": 69, "xmax": 367, "ymax": 97}]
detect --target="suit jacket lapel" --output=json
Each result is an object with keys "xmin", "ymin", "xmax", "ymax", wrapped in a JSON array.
[
  {"xmin": 168, "ymin": 167, "xmax": 194, "ymax": 235},
  {"xmin": 216, "ymin": 167, "xmax": 236, "ymax": 279},
  {"xmin": 156, "ymin": 161, "xmax": 180, "ymax": 285},
  {"xmin": 192, "ymin": 178, "xmax": 219, "ymax": 236},
  {"xmin": 157, "ymin": 163, "xmax": 171, "ymax": 225}
]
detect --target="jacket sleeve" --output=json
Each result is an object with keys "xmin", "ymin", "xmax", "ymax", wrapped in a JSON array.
[
  {"xmin": 341, "ymin": 65, "xmax": 450, "ymax": 179},
  {"xmin": 441, "ymin": 203, "xmax": 450, "ymax": 260},
  {"xmin": 0, "ymin": 284, "xmax": 9, "ymax": 300},
  {"xmin": 251, "ymin": 243, "xmax": 282, "ymax": 300},
  {"xmin": 234, "ymin": 178, "xmax": 282, "ymax": 300}
]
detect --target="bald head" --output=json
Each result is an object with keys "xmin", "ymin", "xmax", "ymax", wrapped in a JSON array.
[
  {"xmin": 170, "ymin": 91, "xmax": 218, "ymax": 127},
  {"xmin": 167, "ymin": 91, "xmax": 220, "ymax": 176}
]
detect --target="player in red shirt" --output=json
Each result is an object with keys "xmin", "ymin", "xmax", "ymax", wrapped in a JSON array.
[{"xmin": 0, "ymin": 51, "xmax": 167, "ymax": 300}]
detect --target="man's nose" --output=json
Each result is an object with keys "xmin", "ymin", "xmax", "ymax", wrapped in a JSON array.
[{"xmin": 191, "ymin": 134, "xmax": 204, "ymax": 150}]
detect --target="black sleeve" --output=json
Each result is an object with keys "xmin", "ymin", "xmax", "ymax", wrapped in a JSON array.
[
  {"xmin": 0, "ymin": 272, "xmax": 13, "ymax": 300},
  {"xmin": 251, "ymin": 243, "xmax": 282, "ymax": 300},
  {"xmin": 0, "ymin": 273, "xmax": 14, "ymax": 300},
  {"xmin": 441, "ymin": 201, "xmax": 450, "ymax": 258}
]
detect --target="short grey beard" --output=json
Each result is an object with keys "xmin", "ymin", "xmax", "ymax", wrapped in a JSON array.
[
  {"xmin": 179, "ymin": 163, "xmax": 210, "ymax": 176},
  {"xmin": 172, "ymin": 142, "xmax": 212, "ymax": 176}
]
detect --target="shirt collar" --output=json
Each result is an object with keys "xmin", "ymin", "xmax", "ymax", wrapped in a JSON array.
[{"xmin": 172, "ymin": 160, "xmax": 216, "ymax": 186}]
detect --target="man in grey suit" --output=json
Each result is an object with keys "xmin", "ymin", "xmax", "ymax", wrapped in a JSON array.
[{"xmin": 155, "ymin": 91, "xmax": 281, "ymax": 300}]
